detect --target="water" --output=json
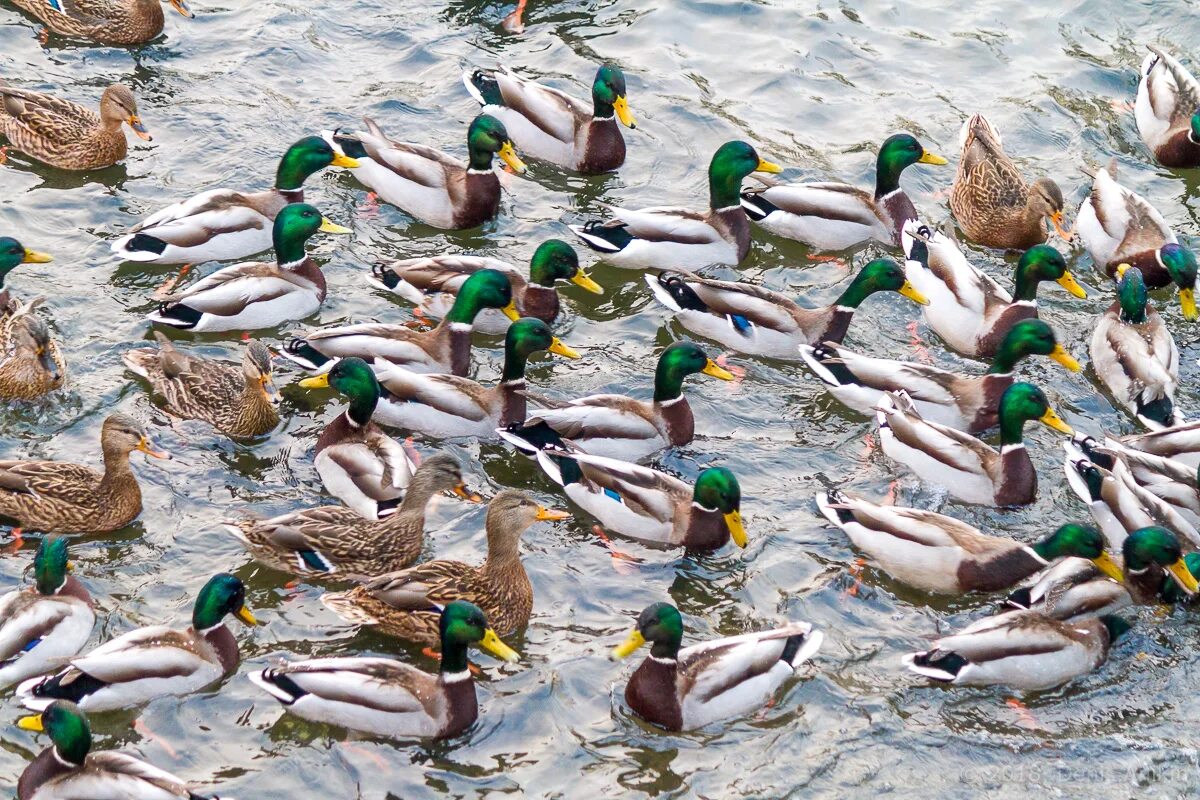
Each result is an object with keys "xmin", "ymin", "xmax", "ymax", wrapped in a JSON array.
[{"xmin": 2, "ymin": 0, "xmax": 1200, "ymax": 796}]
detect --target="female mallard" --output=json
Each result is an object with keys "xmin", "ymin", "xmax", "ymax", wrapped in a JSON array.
[
  {"xmin": 877, "ymin": 382, "xmax": 1072, "ymax": 507},
  {"xmin": 1074, "ymin": 434, "xmax": 1200, "ymax": 527},
  {"xmin": 0, "ymin": 237, "xmax": 52, "ymax": 312},
  {"xmin": 0, "ymin": 537, "xmax": 94, "ymax": 689},
  {"xmin": 571, "ymin": 141, "xmax": 781, "ymax": 269},
  {"xmin": 281, "ymin": 268, "xmax": 519, "ymax": 374},
  {"xmin": 462, "ymin": 64, "xmax": 635, "ymax": 173},
  {"xmin": 321, "ymin": 490, "xmax": 568, "ymax": 643},
  {"xmin": 249, "ymin": 601, "xmax": 517, "ymax": 740},
  {"xmin": 0, "ymin": 298, "xmax": 65, "ymax": 400},
  {"xmin": 369, "ymin": 239, "xmax": 601, "ymax": 336},
  {"xmin": 369, "ymin": 317, "xmax": 580, "ymax": 437},
  {"xmin": 10, "ymin": 0, "xmax": 192, "ymax": 47},
  {"xmin": 0, "ymin": 83, "xmax": 150, "ymax": 171},
  {"xmin": 17, "ymin": 573, "xmax": 257, "ymax": 712},
  {"xmin": 801, "ymin": 318, "xmax": 1078, "ymax": 434},
  {"xmin": 644, "ymin": 258, "xmax": 927, "ymax": 360},
  {"xmin": 147, "ymin": 203, "xmax": 349, "ymax": 333},
  {"xmin": 123, "ymin": 333, "xmax": 279, "ymax": 439},
  {"xmin": 1136, "ymin": 46, "xmax": 1200, "ymax": 169},
  {"xmin": 226, "ymin": 454, "xmax": 479, "ymax": 580},
  {"xmin": 0, "ymin": 413, "xmax": 168, "ymax": 533},
  {"xmin": 609, "ymin": 602, "xmax": 821, "ymax": 731},
  {"xmin": 739, "ymin": 133, "xmax": 946, "ymax": 250},
  {"xmin": 324, "ymin": 114, "xmax": 525, "ymax": 230},
  {"xmin": 112, "ymin": 136, "xmax": 358, "ymax": 265},
  {"xmin": 949, "ymin": 114, "xmax": 1071, "ymax": 250},
  {"xmin": 1090, "ymin": 265, "xmax": 1181, "ymax": 430}
]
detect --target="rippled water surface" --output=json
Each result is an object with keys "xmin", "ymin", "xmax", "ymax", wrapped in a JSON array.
[{"xmin": 4, "ymin": 0, "xmax": 1200, "ymax": 796}]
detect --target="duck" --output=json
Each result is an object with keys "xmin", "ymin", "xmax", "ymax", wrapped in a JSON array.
[
  {"xmin": 739, "ymin": 133, "xmax": 946, "ymax": 250},
  {"xmin": 1075, "ymin": 160, "xmax": 1198, "ymax": 318},
  {"xmin": 1136, "ymin": 46, "xmax": 1200, "ymax": 169},
  {"xmin": 1090, "ymin": 265, "xmax": 1181, "ymax": 430},
  {"xmin": 1004, "ymin": 556, "xmax": 1131, "ymax": 622},
  {"xmin": 10, "ymin": 0, "xmax": 192, "ymax": 47},
  {"xmin": 369, "ymin": 239, "xmax": 601, "ymax": 336},
  {"xmin": 1072, "ymin": 433, "xmax": 1200, "ymax": 528},
  {"xmin": 249, "ymin": 600, "xmax": 518, "ymax": 740},
  {"xmin": 147, "ymin": 203, "xmax": 350, "ymax": 333},
  {"xmin": 902, "ymin": 224, "xmax": 1087, "ymax": 359},
  {"xmin": 320, "ymin": 490, "xmax": 568, "ymax": 644},
  {"xmin": 643, "ymin": 258, "xmax": 928, "ymax": 361},
  {"xmin": 1117, "ymin": 421, "xmax": 1200, "ymax": 468},
  {"xmin": 0, "ymin": 413, "xmax": 169, "ymax": 533},
  {"xmin": 0, "ymin": 537, "xmax": 94, "ymax": 689},
  {"xmin": 324, "ymin": 114, "xmax": 525, "ymax": 230},
  {"xmin": 0, "ymin": 237, "xmax": 52, "ymax": 313},
  {"xmin": 876, "ymin": 382, "xmax": 1072, "ymax": 507},
  {"xmin": 123, "ymin": 333, "xmax": 279, "ymax": 439},
  {"xmin": 225, "ymin": 454, "xmax": 480, "ymax": 580},
  {"xmin": 0, "ymin": 83, "xmax": 150, "ymax": 171},
  {"xmin": 949, "ymin": 114, "xmax": 1071, "ymax": 250},
  {"xmin": 280, "ymin": 268, "xmax": 519, "ymax": 375},
  {"xmin": 112, "ymin": 136, "xmax": 359, "ymax": 265},
  {"xmin": 0, "ymin": 298, "xmax": 65, "ymax": 400},
  {"xmin": 609, "ymin": 602, "xmax": 822, "ymax": 731},
  {"xmin": 368, "ymin": 317, "xmax": 580, "ymax": 437},
  {"xmin": 463, "ymin": 64, "xmax": 635, "ymax": 173},
  {"xmin": 497, "ymin": 341, "xmax": 733, "ymax": 461},
  {"xmin": 571, "ymin": 140, "xmax": 781, "ymax": 269},
  {"xmin": 800, "ymin": 318, "xmax": 1078, "ymax": 434},
  {"xmin": 16, "ymin": 573, "xmax": 257, "ymax": 712}
]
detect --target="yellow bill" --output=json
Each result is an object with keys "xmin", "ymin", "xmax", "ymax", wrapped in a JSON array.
[
  {"xmin": 1048, "ymin": 345, "xmax": 1081, "ymax": 373},
  {"xmin": 330, "ymin": 152, "xmax": 360, "ymax": 169},
  {"xmin": 898, "ymin": 281, "xmax": 930, "ymax": 306},
  {"xmin": 536, "ymin": 505, "xmax": 571, "ymax": 522},
  {"xmin": 236, "ymin": 605, "xmax": 259, "ymax": 626},
  {"xmin": 614, "ymin": 96, "xmax": 636, "ymax": 129},
  {"xmin": 299, "ymin": 373, "xmax": 331, "ymax": 389},
  {"xmin": 1179, "ymin": 288, "xmax": 1197, "ymax": 322},
  {"xmin": 1038, "ymin": 407, "xmax": 1073, "ymax": 435},
  {"xmin": 548, "ymin": 338, "xmax": 581, "ymax": 359},
  {"xmin": 610, "ymin": 628, "xmax": 645, "ymax": 660},
  {"xmin": 137, "ymin": 437, "xmax": 171, "ymax": 459},
  {"xmin": 755, "ymin": 158, "xmax": 783, "ymax": 174},
  {"xmin": 571, "ymin": 270, "xmax": 604, "ymax": 295},
  {"xmin": 452, "ymin": 484, "xmax": 484, "ymax": 503},
  {"xmin": 724, "ymin": 510, "xmax": 747, "ymax": 548},
  {"xmin": 1169, "ymin": 559, "xmax": 1200, "ymax": 595},
  {"xmin": 17, "ymin": 713, "xmax": 43, "ymax": 732},
  {"xmin": 702, "ymin": 359, "xmax": 735, "ymax": 381},
  {"xmin": 1115, "ymin": 263, "xmax": 1132, "ymax": 279},
  {"xmin": 319, "ymin": 218, "xmax": 352, "ymax": 235},
  {"xmin": 918, "ymin": 150, "xmax": 948, "ymax": 165},
  {"xmin": 498, "ymin": 141, "xmax": 526, "ymax": 174},
  {"xmin": 500, "ymin": 300, "xmax": 521, "ymax": 322},
  {"xmin": 1091, "ymin": 552, "xmax": 1124, "ymax": 583},
  {"xmin": 479, "ymin": 627, "xmax": 520, "ymax": 663},
  {"xmin": 1056, "ymin": 271, "xmax": 1087, "ymax": 299},
  {"xmin": 22, "ymin": 249, "xmax": 52, "ymax": 264}
]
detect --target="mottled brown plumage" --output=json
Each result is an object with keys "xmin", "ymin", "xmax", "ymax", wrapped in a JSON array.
[
  {"xmin": 0, "ymin": 298, "xmax": 65, "ymax": 400},
  {"xmin": 0, "ymin": 83, "xmax": 150, "ymax": 171},
  {"xmin": 9, "ymin": 0, "xmax": 193, "ymax": 46}
]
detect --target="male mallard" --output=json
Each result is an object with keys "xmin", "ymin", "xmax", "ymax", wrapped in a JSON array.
[
  {"xmin": 249, "ymin": 600, "xmax": 517, "ymax": 740},
  {"xmin": 1005, "ymin": 556, "xmax": 1131, "ymax": 622},
  {"xmin": 463, "ymin": 64, "xmax": 635, "ymax": 173},
  {"xmin": 877, "ymin": 382, "xmax": 1072, "ymax": 507},
  {"xmin": 123, "ymin": 333, "xmax": 279, "ymax": 439},
  {"xmin": 571, "ymin": 141, "xmax": 781, "ymax": 269},
  {"xmin": 1090, "ymin": 265, "xmax": 1181, "ymax": 430},
  {"xmin": 112, "ymin": 136, "xmax": 358, "ymax": 265},
  {"xmin": 324, "ymin": 114, "xmax": 525, "ymax": 230},
  {"xmin": 609, "ymin": 602, "xmax": 821, "ymax": 731},
  {"xmin": 1136, "ymin": 46, "xmax": 1200, "ymax": 169},
  {"xmin": 949, "ymin": 114, "xmax": 1071, "ymax": 250},
  {"xmin": 739, "ymin": 133, "xmax": 946, "ymax": 250},
  {"xmin": 321, "ymin": 490, "xmax": 568, "ymax": 643},
  {"xmin": 1118, "ymin": 421, "xmax": 1200, "ymax": 468},
  {"xmin": 147, "ymin": 203, "xmax": 349, "ymax": 332},
  {"xmin": 644, "ymin": 258, "xmax": 927, "ymax": 360},
  {"xmin": 10, "ymin": 0, "xmax": 192, "ymax": 46},
  {"xmin": 17, "ymin": 573, "xmax": 257, "ymax": 712},
  {"xmin": 1073, "ymin": 434, "xmax": 1200, "ymax": 528},
  {"xmin": 0, "ymin": 413, "xmax": 168, "ymax": 533},
  {"xmin": 369, "ymin": 239, "xmax": 601, "ymax": 336},
  {"xmin": 0, "ymin": 83, "xmax": 150, "ymax": 171},
  {"xmin": 0, "ymin": 237, "xmax": 52, "ymax": 313},
  {"xmin": 0, "ymin": 298, "xmax": 65, "ymax": 400},
  {"xmin": 800, "ymin": 318, "xmax": 1078, "ymax": 434}
]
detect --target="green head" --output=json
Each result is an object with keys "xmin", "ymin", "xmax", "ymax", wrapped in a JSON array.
[
  {"xmin": 192, "ymin": 573, "xmax": 257, "ymax": 631},
  {"xmin": 18, "ymin": 701, "xmax": 91, "ymax": 765},
  {"xmin": 1123, "ymin": 527, "xmax": 1200, "ymax": 597},
  {"xmin": 1191, "ymin": 111, "xmax": 1200, "ymax": 144},
  {"xmin": 990, "ymin": 319, "xmax": 1079, "ymax": 375},
  {"xmin": 1162, "ymin": 552, "xmax": 1200, "ymax": 603},
  {"xmin": 1101, "ymin": 615, "xmax": 1132, "ymax": 643},
  {"xmin": 275, "ymin": 136, "xmax": 360, "ymax": 191},
  {"xmin": 1073, "ymin": 460, "xmax": 1106, "ymax": 501},
  {"xmin": 1158, "ymin": 244, "xmax": 1198, "ymax": 321},
  {"xmin": 1032, "ymin": 524, "xmax": 1124, "ymax": 582},
  {"xmin": 466, "ymin": 114, "xmax": 526, "ymax": 173},
  {"xmin": 272, "ymin": 203, "xmax": 348, "ymax": 265},
  {"xmin": 1012, "ymin": 245, "xmax": 1086, "ymax": 302},
  {"xmin": 835, "ymin": 258, "xmax": 929, "ymax": 309},
  {"xmin": 445, "ymin": 268, "xmax": 518, "ymax": 325},
  {"xmin": 693, "ymin": 467, "xmax": 746, "ymax": 548},
  {"xmin": 1115, "ymin": 264, "xmax": 1149, "ymax": 324},
  {"xmin": 997, "ymin": 382, "xmax": 1072, "ymax": 445},
  {"xmin": 708, "ymin": 140, "xmax": 781, "ymax": 209},
  {"xmin": 592, "ymin": 65, "xmax": 635, "ymax": 128},
  {"xmin": 300, "ymin": 357, "xmax": 380, "ymax": 424},
  {"xmin": 874, "ymin": 133, "xmax": 947, "ymax": 197},
  {"xmin": 611, "ymin": 602, "xmax": 685, "ymax": 660},
  {"xmin": 437, "ymin": 600, "xmax": 519, "ymax": 673},
  {"xmin": 528, "ymin": 240, "xmax": 581, "ymax": 287},
  {"xmin": 0, "ymin": 237, "xmax": 52, "ymax": 287},
  {"xmin": 653, "ymin": 341, "xmax": 733, "ymax": 401},
  {"xmin": 501, "ymin": 318, "xmax": 579, "ymax": 382},
  {"xmin": 33, "ymin": 536, "xmax": 70, "ymax": 596}
]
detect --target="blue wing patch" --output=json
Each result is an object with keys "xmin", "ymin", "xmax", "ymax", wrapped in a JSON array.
[
  {"xmin": 48, "ymin": 0, "xmax": 63, "ymax": 9},
  {"xmin": 728, "ymin": 314, "xmax": 753, "ymax": 336},
  {"xmin": 603, "ymin": 487, "xmax": 622, "ymax": 502},
  {"xmin": 297, "ymin": 550, "xmax": 333, "ymax": 572},
  {"xmin": 21, "ymin": 637, "xmax": 42, "ymax": 653}
]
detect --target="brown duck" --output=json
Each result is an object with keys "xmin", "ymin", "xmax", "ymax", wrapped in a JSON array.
[
  {"xmin": 9, "ymin": 0, "xmax": 194, "ymax": 46},
  {"xmin": 0, "ymin": 298, "xmax": 65, "ymax": 400}
]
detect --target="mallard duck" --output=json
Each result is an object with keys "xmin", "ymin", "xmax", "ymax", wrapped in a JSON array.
[
  {"xmin": 644, "ymin": 258, "xmax": 928, "ymax": 360},
  {"xmin": 1005, "ymin": 555, "xmax": 1131, "ymax": 621},
  {"xmin": 0, "ymin": 237, "xmax": 52, "ymax": 313},
  {"xmin": 10, "ymin": 0, "xmax": 193, "ymax": 47},
  {"xmin": 463, "ymin": 64, "xmax": 635, "ymax": 174},
  {"xmin": 112, "ymin": 136, "xmax": 359, "ymax": 265},
  {"xmin": 1075, "ymin": 160, "xmax": 1198, "ymax": 318},
  {"xmin": 17, "ymin": 573, "xmax": 257, "ymax": 712},
  {"xmin": 320, "ymin": 490, "xmax": 568, "ymax": 643},
  {"xmin": 1074, "ymin": 434, "xmax": 1200, "ymax": 528},
  {"xmin": 1090, "ymin": 265, "xmax": 1181, "ymax": 430},
  {"xmin": 800, "ymin": 318, "xmax": 1078, "ymax": 434},
  {"xmin": 280, "ymin": 268, "xmax": 519, "ymax": 374},
  {"xmin": 1160, "ymin": 552, "xmax": 1200, "ymax": 604},
  {"xmin": 17, "ymin": 701, "xmax": 233, "ymax": 800},
  {"xmin": 1118, "ymin": 421, "xmax": 1200, "ymax": 468},
  {"xmin": 0, "ymin": 413, "xmax": 168, "ymax": 533},
  {"xmin": 497, "ymin": 341, "xmax": 733, "ymax": 461},
  {"xmin": 324, "ymin": 114, "xmax": 525, "ymax": 230},
  {"xmin": 226, "ymin": 454, "xmax": 480, "ymax": 580},
  {"xmin": 571, "ymin": 141, "xmax": 781, "ymax": 269},
  {"xmin": 368, "ymin": 317, "xmax": 580, "ymax": 437},
  {"xmin": 739, "ymin": 133, "xmax": 946, "ymax": 250},
  {"xmin": 1136, "ymin": 46, "xmax": 1200, "ymax": 169},
  {"xmin": 369, "ymin": 239, "xmax": 601, "ymax": 336},
  {"xmin": 902, "ymin": 224, "xmax": 1087, "ymax": 358},
  {"xmin": 147, "ymin": 203, "xmax": 350, "ymax": 333},
  {"xmin": 0, "ymin": 298, "xmax": 65, "ymax": 400},
  {"xmin": 249, "ymin": 600, "xmax": 517, "ymax": 740},
  {"xmin": 949, "ymin": 114, "xmax": 1070, "ymax": 250},
  {"xmin": 0, "ymin": 83, "xmax": 150, "ymax": 171},
  {"xmin": 0, "ymin": 537, "xmax": 94, "ymax": 689},
  {"xmin": 877, "ymin": 382, "xmax": 1072, "ymax": 507},
  {"xmin": 123, "ymin": 333, "xmax": 279, "ymax": 439},
  {"xmin": 609, "ymin": 602, "xmax": 822, "ymax": 731}
]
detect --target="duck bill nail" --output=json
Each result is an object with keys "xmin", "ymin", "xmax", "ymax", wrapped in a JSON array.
[
  {"xmin": 1049, "ymin": 346, "xmax": 1081, "ymax": 372},
  {"xmin": 755, "ymin": 158, "xmax": 782, "ymax": 174},
  {"xmin": 262, "ymin": 379, "xmax": 281, "ymax": 404},
  {"xmin": 1170, "ymin": 560, "xmax": 1200, "ymax": 595},
  {"xmin": 22, "ymin": 249, "xmax": 52, "ymax": 264},
  {"xmin": 171, "ymin": 0, "xmax": 195, "ymax": 17},
  {"xmin": 237, "ymin": 605, "xmax": 259, "ymax": 626},
  {"xmin": 610, "ymin": 629, "xmax": 645, "ymax": 660},
  {"xmin": 481, "ymin": 628, "xmax": 519, "ymax": 662},
  {"xmin": 1057, "ymin": 271, "xmax": 1088, "ymax": 299},
  {"xmin": 1092, "ymin": 553, "xmax": 1124, "ymax": 583},
  {"xmin": 499, "ymin": 143, "xmax": 526, "ymax": 174},
  {"xmin": 572, "ymin": 272, "xmax": 604, "ymax": 294},
  {"xmin": 703, "ymin": 359, "xmax": 735, "ymax": 381},
  {"xmin": 319, "ymin": 218, "xmax": 352, "ymax": 234},
  {"xmin": 614, "ymin": 97, "xmax": 636, "ymax": 129},
  {"xmin": 535, "ymin": 506, "xmax": 570, "ymax": 521},
  {"xmin": 16, "ymin": 714, "xmax": 43, "ymax": 732},
  {"xmin": 129, "ymin": 117, "xmax": 152, "ymax": 141},
  {"xmin": 724, "ymin": 510, "xmax": 747, "ymax": 548},
  {"xmin": 331, "ymin": 153, "xmax": 360, "ymax": 169},
  {"xmin": 453, "ymin": 485, "xmax": 484, "ymax": 503},
  {"xmin": 899, "ymin": 282, "xmax": 930, "ymax": 305},
  {"xmin": 1039, "ymin": 410, "xmax": 1073, "ymax": 435},
  {"xmin": 918, "ymin": 150, "xmax": 948, "ymax": 165},
  {"xmin": 549, "ymin": 339, "xmax": 581, "ymax": 359},
  {"xmin": 1179, "ymin": 289, "xmax": 1198, "ymax": 321},
  {"xmin": 299, "ymin": 374, "xmax": 330, "ymax": 389}
]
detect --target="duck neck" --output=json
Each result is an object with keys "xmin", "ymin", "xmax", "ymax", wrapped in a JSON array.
[
  {"xmin": 708, "ymin": 166, "xmax": 744, "ymax": 210},
  {"xmin": 1011, "ymin": 265, "xmax": 1043, "ymax": 303},
  {"xmin": 833, "ymin": 274, "xmax": 873, "ymax": 309},
  {"xmin": 874, "ymin": 151, "xmax": 906, "ymax": 199},
  {"xmin": 988, "ymin": 342, "xmax": 1022, "ymax": 375},
  {"xmin": 998, "ymin": 412, "xmax": 1027, "ymax": 447},
  {"xmin": 99, "ymin": 444, "xmax": 136, "ymax": 494},
  {"xmin": 345, "ymin": 387, "xmax": 379, "ymax": 428},
  {"xmin": 440, "ymin": 638, "xmax": 471, "ymax": 675},
  {"xmin": 392, "ymin": 469, "xmax": 441, "ymax": 520},
  {"xmin": 274, "ymin": 231, "xmax": 308, "ymax": 269},
  {"xmin": 500, "ymin": 342, "xmax": 531, "ymax": 384},
  {"xmin": 275, "ymin": 150, "xmax": 316, "ymax": 193},
  {"xmin": 652, "ymin": 362, "xmax": 686, "ymax": 403}
]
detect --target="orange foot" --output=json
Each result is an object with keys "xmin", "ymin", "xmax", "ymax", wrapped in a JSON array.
[
  {"xmin": 0, "ymin": 146, "xmax": 8, "ymax": 165},
  {"xmin": 1006, "ymin": 697, "xmax": 1042, "ymax": 731},
  {"xmin": 4, "ymin": 528, "xmax": 24, "ymax": 554},
  {"xmin": 859, "ymin": 431, "xmax": 876, "ymax": 458},
  {"xmin": 593, "ymin": 524, "xmax": 640, "ymax": 575},
  {"xmin": 341, "ymin": 742, "xmax": 389, "ymax": 771},
  {"xmin": 715, "ymin": 352, "xmax": 746, "ymax": 383},
  {"xmin": 883, "ymin": 479, "xmax": 897, "ymax": 505},
  {"xmin": 152, "ymin": 264, "xmax": 192, "ymax": 300},
  {"xmin": 905, "ymin": 319, "xmax": 931, "ymax": 363},
  {"xmin": 844, "ymin": 556, "xmax": 866, "ymax": 597},
  {"xmin": 1109, "ymin": 99, "xmax": 1135, "ymax": 113},
  {"xmin": 807, "ymin": 254, "xmax": 848, "ymax": 270},
  {"xmin": 501, "ymin": 0, "xmax": 527, "ymax": 33},
  {"xmin": 403, "ymin": 436, "xmax": 422, "ymax": 468},
  {"xmin": 133, "ymin": 719, "xmax": 178, "ymax": 757},
  {"xmin": 358, "ymin": 191, "xmax": 380, "ymax": 218},
  {"xmin": 402, "ymin": 318, "xmax": 434, "ymax": 331},
  {"xmin": 37, "ymin": 28, "xmax": 49, "ymax": 46}
]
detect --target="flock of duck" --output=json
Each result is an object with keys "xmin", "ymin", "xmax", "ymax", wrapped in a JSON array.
[{"xmin": 4, "ymin": 1, "xmax": 1200, "ymax": 796}]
